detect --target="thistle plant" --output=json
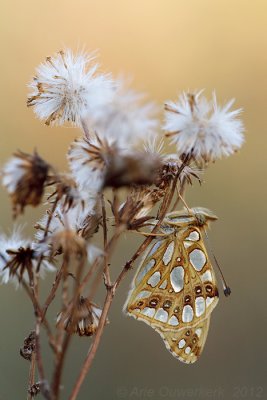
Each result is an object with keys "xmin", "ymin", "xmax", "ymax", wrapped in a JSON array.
[{"xmin": 0, "ymin": 49, "xmax": 244, "ymax": 399}]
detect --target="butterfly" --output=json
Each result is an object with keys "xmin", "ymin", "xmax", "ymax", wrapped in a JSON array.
[{"xmin": 124, "ymin": 207, "xmax": 219, "ymax": 363}]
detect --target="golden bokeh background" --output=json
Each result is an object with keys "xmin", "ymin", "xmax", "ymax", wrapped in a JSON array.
[{"xmin": 1, "ymin": 0, "xmax": 267, "ymax": 398}]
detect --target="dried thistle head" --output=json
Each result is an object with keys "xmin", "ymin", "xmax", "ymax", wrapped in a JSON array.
[
  {"xmin": 118, "ymin": 186, "xmax": 164, "ymax": 229},
  {"xmin": 35, "ymin": 196, "xmax": 101, "ymax": 245},
  {"xmin": 2, "ymin": 150, "xmax": 50, "ymax": 217},
  {"xmin": 57, "ymin": 296, "xmax": 107, "ymax": 336},
  {"xmin": 88, "ymin": 80, "xmax": 159, "ymax": 147},
  {"xmin": 69, "ymin": 134, "xmax": 162, "ymax": 193},
  {"xmin": 68, "ymin": 134, "xmax": 116, "ymax": 193},
  {"xmin": 156, "ymin": 155, "xmax": 201, "ymax": 189},
  {"xmin": 47, "ymin": 173, "xmax": 84, "ymax": 211},
  {"xmin": 47, "ymin": 228, "xmax": 87, "ymax": 261},
  {"xmin": 27, "ymin": 49, "xmax": 114, "ymax": 127},
  {"xmin": 104, "ymin": 149, "xmax": 162, "ymax": 188},
  {"xmin": 163, "ymin": 91, "xmax": 244, "ymax": 166},
  {"xmin": 0, "ymin": 229, "xmax": 54, "ymax": 286},
  {"xmin": 4, "ymin": 246, "xmax": 35, "ymax": 284}
]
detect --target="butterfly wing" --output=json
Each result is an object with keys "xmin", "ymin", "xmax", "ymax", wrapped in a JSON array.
[
  {"xmin": 124, "ymin": 226, "xmax": 218, "ymax": 332},
  {"xmin": 156, "ymin": 316, "xmax": 211, "ymax": 364}
]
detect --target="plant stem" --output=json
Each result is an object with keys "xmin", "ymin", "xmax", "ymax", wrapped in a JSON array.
[
  {"xmin": 27, "ymin": 352, "xmax": 36, "ymax": 400},
  {"xmin": 68, "ymin": 171, "xmax": 183, "ymax": 399},
  {"xmin": 101, "ymin": 194, "xmax": 111, "ymax": 287},
  {"xmin": 41, "ymin": 265, "xmax": 64, "ymax": 322},
  {"xmin": 68, "ymin": 288, "xmax": 113, "ymax": 400},
  {"xmin": 52, "ymin": 254, "xmax": 86, "ymax": 399}
]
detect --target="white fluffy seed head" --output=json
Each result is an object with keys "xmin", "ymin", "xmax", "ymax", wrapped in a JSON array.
[
  {"xmin": 0, "ymin": 229, "xmax": 54, "ymax": 287},
  {"xmin": 35, "ymin": 194, "xmax": 97, "ymax": 243},
  {"xmin": 87, "ymin": 82, "xmax": 159, "ymax": 147},
  {"xmin": 163, "ymin": 90, "xmax": 244, "ymax": 164},
  {"xmin": 2, "ymin": 157, "xmax": 26, "ymax": 193},
  {"xmin": 27, "ymin": 49, "xmax": 114, "ymax": 127},
  {"xmin": 68, "ymin": 136, "xmax": 109, "ymax": 193}
]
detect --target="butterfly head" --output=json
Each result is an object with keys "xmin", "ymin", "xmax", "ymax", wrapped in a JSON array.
[{"xmin": 165, "ymin": 207, "xmax": 217, "ymax": 228}]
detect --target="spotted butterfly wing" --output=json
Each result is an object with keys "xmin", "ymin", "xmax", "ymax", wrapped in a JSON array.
[
  {"xmin": 124, "ymin": 208, "xmax": 219, "ymax": 333},
  {"xmin": 156, "ymin": 316, "xmax": 211, "ymax": 364}
]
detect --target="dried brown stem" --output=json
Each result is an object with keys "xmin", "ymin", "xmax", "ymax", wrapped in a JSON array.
[
  {"xmin": 27, "ymin": 352, "xmax": 36, "ymax": 400},
  {"xmin": 21, "ymin": 279, "xmax": 57, "ymax": 351},
  {"xmin": 79, "ymin": 226, "xmax": 123, "ymax": 294},
  {"xmin": 68, "ymin": 170, "xmax": 184, "ymax": 399},
  {"xmin": 36, "ymin": 198, "xmax": 58, "ymax": 273},
  {"xmin": 52, "ymin": 254, "xmax": 86, "ymax": 399},
  {"xmin": 101, "ymin": 194, "xmax": 111, "ymax": 287},
  {"xmin": 30, "ymin": 199, "xmax": 59, "ymax": 399},
  {"xmin": 41, "ymin": 264, "xmax": 64, "ymax": 322},
  {"xmin": 68, "ymin": 288, "xmax": 114, "ymax": 400},
  {"xmin": 35, "ymin": 319, "xmax": 51, "ymax": 400}
]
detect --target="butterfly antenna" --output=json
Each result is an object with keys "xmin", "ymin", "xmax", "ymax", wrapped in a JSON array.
[
  {"xmin": 203, "ymin": 227, "xmax": 231, "ymax": 297},
  {"xmin": 178, "ymin": 193, "xmax": 191, "ymax": 214}
]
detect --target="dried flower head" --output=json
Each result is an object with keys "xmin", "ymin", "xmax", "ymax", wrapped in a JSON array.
[
  {"xmin": 47, "ymin": 228, "xmax": 87, "ymax": 261},
  {"xmin": 105, "ymin": 150, "xmax": 162, "ymax": 188},
  {"xmin": 163, "ymin": 91, "xmax": 244, "ymax": 164},
  {"xmin": 47, "ymin": 173, "xmax": 84, "ymax": 211},
  {"xmin": 0, "ymin": 229, "xmax": 54, "ymax": 286},
  {"xmin": 156, "ymin": 154, "xmax": 202, "ymax": 189},
  {"xmin": 89, "ymin": 82, "xmax": 159, "ymax": 147},
  {"xmin": 2, "ymin": 151, "xmax": 50, "ymax": 217},
  {"xmin": 27, "ymin": 49, "xmax": 114, "ymax": 126},
  {"xmin": 57, "ymin": 297, "xmax": 106, "ymax": 336},
  {"xmin": 68, "ymin": 135, "xmax": 114, "ymax": 193},
  {"xmin": 35, "ymin": 194, "xmax": 99, "ymax": 243},
  {"xmin": 118, "ymin": 186, "xmax": 164, "ymax": 229},
  {"xmin": 69, "ymin": 134, "xmax": 162, "ymax": 191}
]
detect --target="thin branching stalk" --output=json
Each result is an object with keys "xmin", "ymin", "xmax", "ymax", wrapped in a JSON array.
[
  {"xmin": 69, "ymin": 170, "xmax": 184, "ymax": 399},
  {"xmin": 27, "ymin": 352, "xmax": 36, "ymax": 400}
]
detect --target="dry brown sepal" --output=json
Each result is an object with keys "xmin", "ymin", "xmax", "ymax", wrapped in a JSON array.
[
  {"xmin": 118, "ymin": 186, "xmax": 165, "ymax": 230},
  {"xmin": 47, "ymin": 229, "xmax": 87, "ymax": 262},
  {"xmin": 8, "ymin": 151, "xmax": 50, "ymax": 217},
  {"xmin": 47, "ymin": 173, "xmax": 84, "ymax": 211},
  {"xmin": 57, "ymin": 296, "xmax": 107, "ymax": 336},
  {"xmin": 4, "ymin": 246, "xmax": 35, "ymax": 283},
  {"xmin": 156, "ymin": 157, "xmax": 201, "ymax": 190},
  {"xmin": 104, "ymin": 150, "xmax": 162, "ymax": 188}
]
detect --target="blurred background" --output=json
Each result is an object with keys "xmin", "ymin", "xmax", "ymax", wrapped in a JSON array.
[{"xmin": 1, "ymin": 0, "xmax": 267, "ymax": 399}]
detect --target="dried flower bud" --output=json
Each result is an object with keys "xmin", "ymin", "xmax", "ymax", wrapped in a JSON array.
[
  {"xmin": 156, "ymin": 155, "xmax": 201, "ymax": 190},
  {"xmin": 118, "ymin": 186, "xmax": 164, "ymax": 229},
  {"xmin": 20, "ymin": 331, "xmax": 35, "ymax": 361},
  {"xmin": 47, "ymin": 229, "xmax": 87, "ymax": 261},
  {"xmin": 35, "ymin": 198, "xmax": 100, "ymax": 244},
  {"xmin": 2, "ymin": 150, "xmax": 50, "ymax": 217},
  {"xmin": 57, "ymin": 297, "xmax": 107, "ymax": 336},
  {"xmin": 47, "ymin": 173, "xmax": 84, "ymax": 211},
  {"xmin": 4, "ymin": 246, "xmax": 35, "ymax": 284}
]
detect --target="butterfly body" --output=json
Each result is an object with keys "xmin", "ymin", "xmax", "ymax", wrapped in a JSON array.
[{"xmin": 124, "ymin": 208, "xmax": 219, "ymax": 363}]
